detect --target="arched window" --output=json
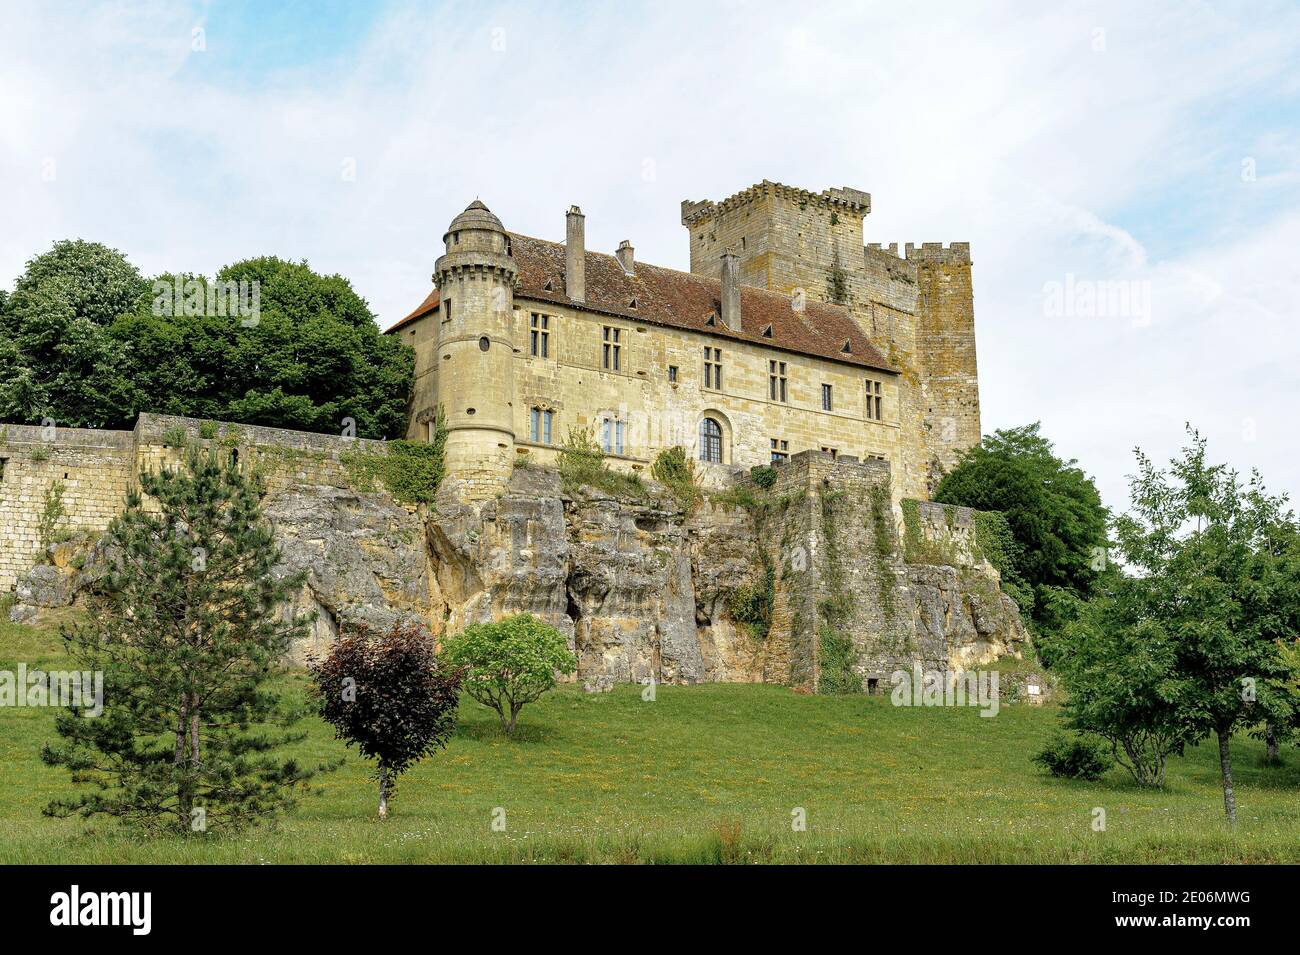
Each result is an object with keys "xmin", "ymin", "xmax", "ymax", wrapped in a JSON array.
[{"xmin": 699, "ymin": 417, "xmax": 723, "ymax": 464}]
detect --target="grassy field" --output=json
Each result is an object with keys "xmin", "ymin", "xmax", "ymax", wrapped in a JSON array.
[{"xmin": 1, "ymin": 611, "xmax": 1296, "ymax": 864}]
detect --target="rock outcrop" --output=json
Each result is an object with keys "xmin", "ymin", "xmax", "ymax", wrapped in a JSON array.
[
  {"xmin": 7, "ymin": 448, "xmax": 1026, "ymax": 694},
  {"xmin": 420, "ymin": 452, "xmax": 1026, "ymax": 693},
  {"xmin": 263, "ymin": 484, "xmax": 434, "ymax": 664}
]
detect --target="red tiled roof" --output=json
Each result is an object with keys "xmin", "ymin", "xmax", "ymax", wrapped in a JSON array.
[
  {"xmin": 384, "ymin": 289, "xmax": 439, "ymax": 334},
  {"xmin": 389, "ymin": 236, "xmax": 896, "ymax": 373},
  {"xmin": 509, "ymin": 234, "xmax": 895, "ymax": 372}
]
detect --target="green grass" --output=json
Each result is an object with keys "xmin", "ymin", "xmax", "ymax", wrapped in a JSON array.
[{"xmin": 1, "ymin": 613, "xmax": 1297, "ymax": 864}]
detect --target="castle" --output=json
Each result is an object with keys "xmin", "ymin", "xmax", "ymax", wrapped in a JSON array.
[
  {"xmin": 386, "ymin": 180, "xmax": 981, "ymax": 503},
  {"xmin": 1, "ymin": 181, "xmax": 1022, "ymax": 692}
]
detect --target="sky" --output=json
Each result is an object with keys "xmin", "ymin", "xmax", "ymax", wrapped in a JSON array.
[{"xmin": 2, "ymin": 0, "xmax": 1298, "ymax": 515}]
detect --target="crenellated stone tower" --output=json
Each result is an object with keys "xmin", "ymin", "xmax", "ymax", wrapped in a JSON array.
[{"xmin": 681, "ymin": 181, "xmax": 980, "ymax": 497}]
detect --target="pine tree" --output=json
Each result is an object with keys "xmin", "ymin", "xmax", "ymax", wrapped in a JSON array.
[{"xmin": 42, "ymin": 446, "xmax": 324, "ymax": 834}]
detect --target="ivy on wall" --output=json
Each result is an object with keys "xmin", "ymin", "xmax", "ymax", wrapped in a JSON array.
[
  {"xmin": 817, "ymin": 489, "xmax": 860, "ymax": 694},
  {"xmin": 867, "ymin": 482, "xmax": 897, "ymax": 620},
  {"xmin": 341, "ymin": 408, "xmax": 448, "ymax": 505},
  {"xmin": 728, "ymin": 558, "xmax": 774, "ymax": 641},
  {"xmin": 899, "ymin": 498, "xmax": 1033, "ymax": 614},
  {"xmin": 817, "ymin": 626, "xmax": 859, "ymax": 695}
]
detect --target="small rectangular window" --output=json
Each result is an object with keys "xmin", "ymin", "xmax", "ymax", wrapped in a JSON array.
[
  {"xmin": 769, "ymin": 360, "xmax": 787, "ymax": 403},
  {"xmin": 821, "ymin": 383, "xmax": 833, "ymax": 411},
  {"xmin": 703, "ymin": 348, "xmax": 722, "ymax": 390},
  {"xmin": 530, "ymin": 408, "xmax": 554, "ymax": 444},
  {"xmin": 865, "ymin": 378, "xmax": 883, "ymax": 420},
  {"xmin": 603, "ymin": 326, "xmax": 621, "ymax": 370},
  {"xmin": 530, "ymin": 313, "xmax": 551, "ymax": 358},
  {"xmin": 442, "ymin": 298, "xmax": 452, "ymax": 322},
  {"xmin": 615, "ymin": 420, "xmax": 625, "ymax": 455},
  {"xmin": 668, "ymin": 365, "xmax": 678, "ymax": 383},
  {"xmin": 821, "ymin": 446, "xmax": 838, "ymax": 459},
  {"xmin": 770, "ymin": 438, "xmax": 789, "ymax": 464}
]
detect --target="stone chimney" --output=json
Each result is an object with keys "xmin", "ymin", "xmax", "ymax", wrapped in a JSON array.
[
  {"xmin": 720, "ymin": 250, "xmax": 741, "ymax": 332},
  {"xmin": 565, "ymin": 205, "xmax": 585, "ymax": 302},
  {"xmin": 615, "ymin": 239, "xmax": 635, "ymax": 274}
]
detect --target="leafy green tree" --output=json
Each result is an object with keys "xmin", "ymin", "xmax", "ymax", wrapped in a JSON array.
[
  {"xmin": 1277, "ymin": 638, "xmax": 1300, "ymax": 756},
  {"xmin": 41, "ymin": 447, "xmax": 324, "ymax": 834},
  {"xmin": 440, "ymin": 614, "xmax": 577, "ymax": 736},
  {"xmin": 934, "ymin": 423, "xmax": 1107, "ymax": 627},
  {"xmin": 1243, "ymin": 520, "xmax": 1300, "ymax": 763},
  {"xmin": 1, "ymin": 243, "xmax": 414, "ymax": 438},
  {"xmin": 114, "ymin": 259, "xmax": 414, "ymax": 438},
  {"xmin": 1057, "ymin": 429, "xmax": 1300, "ymax": 820},
  {"xmin": 309, "ymin": 622, "xmax": 463, "ymax": 819},
  {"xmin": 1038, "ymin": 575, "xmax": 1197, "ymax": 787},
  {"xmin": 0, "ymin": 240, "xmax": 147, "ymax": 427}
]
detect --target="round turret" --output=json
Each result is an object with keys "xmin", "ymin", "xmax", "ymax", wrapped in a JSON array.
[{"xmin": 432, "ymin": 200, "xmax": 518, "ymax": 498}]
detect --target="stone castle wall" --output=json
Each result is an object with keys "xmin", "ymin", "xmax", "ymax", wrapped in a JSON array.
[
  {"xmin": 0, "ymin": 413, "xmax": 388, "ymax": 594},
  {"xmin": 0, "ymin": 424, "xmax": 135, "ymax": 593},
  {"xmin": 501, "ymin": 299, "xmax": 904, "ymax": 499},
  {"xmin": 3, "ymin": 415, "xmax": 1024, "ymax": 693},
  {"xmin": 424, "ymin": 449, "xmax": 1025, "ymax": 692}
]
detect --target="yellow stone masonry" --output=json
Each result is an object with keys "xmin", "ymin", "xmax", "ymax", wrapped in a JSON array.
[
  {"xmin": 0, "ymin": 415, "xmax": 388, "ymax": 594},
  {"xmin": 393, "ymin": 179, "xmax": 981, "ymax": 504}
]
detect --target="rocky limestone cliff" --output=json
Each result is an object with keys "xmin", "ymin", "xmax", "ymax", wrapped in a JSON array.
[
  {"xmin": 421, "ymin": 452, "xmax": 1026, "ymax": 692},
  {"xmin": 8, "ymin": 451, "xmax": 1026, "ymax": 693}
]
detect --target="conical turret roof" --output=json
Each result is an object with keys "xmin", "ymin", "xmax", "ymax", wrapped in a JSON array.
[{"xmin": 446, "ymin": 199, "xmax": 504, "ymax": 235}]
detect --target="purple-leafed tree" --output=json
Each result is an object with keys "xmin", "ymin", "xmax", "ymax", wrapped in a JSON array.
[{"xmin": 309, "ymin": 622, "xmax": 462, "ymax": 819}]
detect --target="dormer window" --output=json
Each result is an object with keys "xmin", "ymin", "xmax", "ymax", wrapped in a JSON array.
[
  {"xmin": 762, "ymin": 324, "xmax": 773, "ymax": 338},
  {"xmin": 705, "ymin": 313, "xmax": 717, "ymax": 327}
]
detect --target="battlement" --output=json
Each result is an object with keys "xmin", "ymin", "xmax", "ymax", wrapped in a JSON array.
[
  {"xmin": 864, "ymin": 241, "xmax": 971, "ymax": 265},
  {"xmin": 906, "ymin": 242, "xmax": 971, "ymax": 264},
  {"xmin": 0, "ymin": 423, "xmax": 133, "ymax": 450},
  {"xmin": 681, "ymin": 179, "xmax": 870, "ymax": 226},
  {"xmin": 761, "ymin": 449, "xmax": 893, "ymax": 500}
]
